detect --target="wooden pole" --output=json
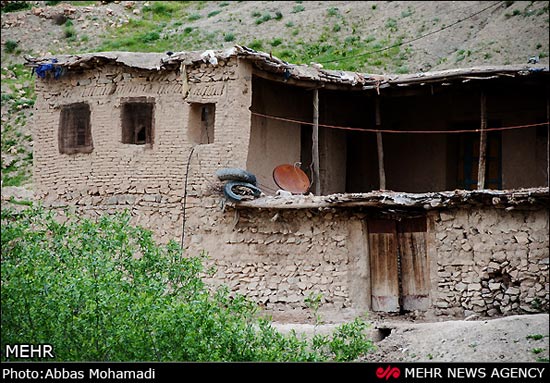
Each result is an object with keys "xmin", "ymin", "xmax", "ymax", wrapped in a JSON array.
[
  {"xmin": 312, "ymin": 88, "xmax": 321, "ymax": 195},
  {"xmin": 477, "ymin": 91, "xmax": 487, "ymax": 190},
  {"xmin": 546, "ymin": 96, "xmax": 549, "ymax": 187},
  {"xmin": 375, "ymin": 97, "xmax": 386, "ymax": 190}
]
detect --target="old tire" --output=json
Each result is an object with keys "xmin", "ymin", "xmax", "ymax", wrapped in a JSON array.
[
  {"xmin": 223, "ymin": 181, "xmax": 262, "ymax": 202},
  {"xmin": 215, "ymin": 168, "xmax": 257, "ymax": 185}
]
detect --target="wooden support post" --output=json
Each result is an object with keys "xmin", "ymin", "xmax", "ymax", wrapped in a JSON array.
[
  {"xmin": 477, "ymin": 91, "xmax": 487, "ymax": 190},
  {"xmin": 312, "ymin": 88, "xmax": 321, "ymax": 195},
  {"xmin": 375, "ymin": 97, "xmax": 386, "ymax": 190},
  {"xmin": 547, "ymin": 96, "xmax": 549, "ymax": 187}
]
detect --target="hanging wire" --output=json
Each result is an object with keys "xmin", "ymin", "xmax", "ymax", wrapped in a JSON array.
[
  {"xmin": 250, "ymin": 111, "xmax": 547, "ymax": 134},
  {"xmin": 317, "ymin": 1, "xmax": 503, "ymax": 65}
]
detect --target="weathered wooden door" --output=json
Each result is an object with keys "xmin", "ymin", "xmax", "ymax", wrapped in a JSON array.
[
  {"xmin": 368, "ymin": 217, "xmax": 429, "ymax": 313},
  {"xmin": 398, "ymin": 217, "xmax": 430, "ymax": 311},
  {"xmin": 368, "ymin": 219, "xmax": 400, "ymax": 312}
]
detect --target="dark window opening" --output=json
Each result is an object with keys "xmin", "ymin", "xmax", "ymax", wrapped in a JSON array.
[
  {"xmin": 58, "ymin": 102, "xmax": 93, "ymax": 154},
  {"xmin": 121, "ymin": 98, "xmax": 154, "ymax": 145},
  {"xmin": 188, "ymin": 103, "xmax": 215, "ymax": 144},
  {"xmin": 449, "ymin": 121, "xmax": 502, "ymax": 190}
]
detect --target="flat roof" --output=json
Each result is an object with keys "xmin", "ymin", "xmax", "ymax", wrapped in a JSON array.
[{"xmin": 25, "ymin": 45, "xmax": 548, "ymax": 90}]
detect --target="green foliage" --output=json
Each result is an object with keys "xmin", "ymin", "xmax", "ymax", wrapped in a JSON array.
[
  {"xmin": 385, "ymin": 17, "xmax": 398, "ymax": 31},
  {"xmin": 142, "ymin": 31, "xmax": 160, "ymax": 43},
  {"xmin": 64, "ymin": 25, "xmax": 76, "ymax": 39},
  {"xmin": 327, "ymin": 7, "xmax": 339, "ymax": 17},
  {"xmin": 285, "ymin": 21, "xmax": 294, "ymax": 28},
  {"xmin": 224, "ymin": 33, "xmax": 235, "ymax": 42},
  {"xmin": 270, "ymin": 38, "xmax": 282, "ymax": 47},
  {"xmin": 332, "ymin": 23, "xmax": 341, "ymax": 32},
  {"xmin": 274, "ymin": 11, "xmax": 283, "ymax": 20},
  {"xmin": 255, "ymin": 13, "xmax": 272, "ymax": 25},
  {"xmin": 532, "ymin": 348, "xmax": 545, "ymax": 354},
  {"xmin": 208, "ymin": 10, "xmax": 221, "ymax": 18},
  {"xmin": 249, "ymin": 40, "xmax": 263, "ymax": 50},
  {"xmin": 292, "ymin": 4, "xmax": 305, "ymax": 13},
  {"xmin": 1, "ymin": 1, "xmax": 31, "ymax": 13},
  {"xmin": 1, "ymin": 208, "xmax": 375, "ymax": 362},
  {"xmin": 4, "ymin": 40, "xmax": 18, "ymax": 54},
  {"xmin": 305, "ymin": 292, "xmax": 323, "ymax": 325},
  {"xmin": 527, "ymin": 334, "xmax": 544, "ymax": 341},
  {"xmin": 188, "ymin": 13, "xmax": 201, "ymax": 21}
]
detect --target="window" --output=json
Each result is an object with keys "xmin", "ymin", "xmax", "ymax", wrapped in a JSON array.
[
  {"xmin": 59, "ymin": 102, "xmax": 93, "ymax": 154},
  {"xmin": 188, "ymin": 103, "xmax": 215, "ymax": 144},
  {"xmin": 121, "ymin": 97, "xmax": 154, "ymax": 145}
]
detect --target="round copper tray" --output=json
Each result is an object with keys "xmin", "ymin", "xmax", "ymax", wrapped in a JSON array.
[{"xmin": 273, "ymin": 164, "xmax": 310, "ymax": 194}]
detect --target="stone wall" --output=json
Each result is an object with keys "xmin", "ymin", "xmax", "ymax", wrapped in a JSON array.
[{"xmin": 432, "ymin": 207, "xmax": 549, "ymax": 317}]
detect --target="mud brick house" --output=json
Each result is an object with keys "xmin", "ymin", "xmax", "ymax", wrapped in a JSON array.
[{"xmin": 28, "ymin": 45, "xmax": 549, "ymax": 322}]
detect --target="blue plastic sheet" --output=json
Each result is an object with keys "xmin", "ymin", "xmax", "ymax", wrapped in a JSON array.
[{"xmin": 34, "ymin": 59, "xmax": 64, "ymax": 79}]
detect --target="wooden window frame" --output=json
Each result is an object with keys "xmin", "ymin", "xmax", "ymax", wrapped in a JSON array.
[
  {"xmin": 121, "ymin": 97, "xmax": 155, "ymax": 146},
  {"xmin": 58, "ymin": 102, "xmax": 93, "ymax": 154}
]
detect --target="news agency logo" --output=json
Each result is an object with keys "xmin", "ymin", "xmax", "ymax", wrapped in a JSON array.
[{"xmin": 376, "ymin": 365, "xmax": 401, "ymax": 380}]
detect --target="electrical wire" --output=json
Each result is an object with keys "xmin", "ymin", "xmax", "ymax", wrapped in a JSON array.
[
  {"xmin": 250, "ymin": 111, "xmax": 547, "ymax": 134},
  {"xmin": 317, "ymin": 1, "xmax": 504, "ymax": 65},
  {"xmin": 180, "ymin": 145, "xmax": 196, "ymax": 248}
]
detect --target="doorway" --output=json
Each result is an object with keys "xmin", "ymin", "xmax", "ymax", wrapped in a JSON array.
[{"xmin": 367, "ymin": 216, "xmax": 430, "ymax": 313}]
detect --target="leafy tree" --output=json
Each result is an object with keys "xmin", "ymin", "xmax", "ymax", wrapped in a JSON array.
[{"xmin": 1, "ymin": 206, "xmax": 374, "ymax": 361}]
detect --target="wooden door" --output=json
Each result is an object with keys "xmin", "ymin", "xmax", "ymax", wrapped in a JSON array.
[
  {"xmin": 368, "ymin": 217, "xmax": 429, "ymax": 313},
  {"xmin": 368, "ymin": 219, "xmax": 400, "ymax": 312},
  {"xmin": 397, "ymin": 217, "xmax": 430, "ymax": 311}
]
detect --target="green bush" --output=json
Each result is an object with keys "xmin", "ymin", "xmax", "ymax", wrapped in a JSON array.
[
  {"xmin": 1, "ymin": 1, "xmax": 31, "ymax": 13},
  {"xmin": 4, "ymin": 40, "xmax": 18, "ymax": 54},
  {"xmin": 1, "ymin": 207, "xmax": 375, "ymax": 361}
]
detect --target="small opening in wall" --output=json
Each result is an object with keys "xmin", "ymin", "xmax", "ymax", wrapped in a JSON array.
[
  {"xmin": 188, "ymin": 103, "xmax": 215, "ymax": 144},
  {"xmin": 59, "ymin": 102, "xmax": 93, "ymax": 154},
  {"xmin": 121, "ymin": 97, "xmax": 154, "ymax": 145},
  {"xmin": 373, "ymin": 327, "xmax": 392, "ymax": 342}
]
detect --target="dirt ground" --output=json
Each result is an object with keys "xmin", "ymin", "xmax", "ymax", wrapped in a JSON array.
[{"xmin": 273, "ymin": 313, "xmax": 550, "ymax": 362}]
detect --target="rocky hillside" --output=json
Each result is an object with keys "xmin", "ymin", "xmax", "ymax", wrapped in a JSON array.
[{"xmin": 1, "ymin": 0, "xmax": 549, "ymax": 190}]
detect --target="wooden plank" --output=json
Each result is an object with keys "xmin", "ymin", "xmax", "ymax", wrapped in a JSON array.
[
  {"xmin": 368, "ymin": 220, "xmax": 399, "ymax": 312},
  {"xmin": 477, "ymin": 91, "xmax": 487, "ymax": 189},
  {"xmin": 398, "ymin": 217, "xmax": 430, "ymax": 311},
  {"xmin": 375, "ymin": 97, "xmax": 386, "ymax": 190},
  {"xmin": 312, "ymin": 88, "xmax": 321, "ymax": 195}
]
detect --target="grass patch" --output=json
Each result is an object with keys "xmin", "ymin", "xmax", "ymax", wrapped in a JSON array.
[
  {"xmin": 64, "ymin": 26, "xmax": 76, "ymax": 39},
  {"xmin": 531, "ymin": 348, "xmax": 545, "ymax": 354},
  {"xmin": 4, "ymin": 40, "xmax": 18, "ymax": 54},
  {"xmin": 255, "ymin": 13, "xmax": 272, "ymax": 25},
  {"xmin": 327, "ymin": 7, "xmax": 339, "ymax": 17},
  {"xmin": 527, "ymin": 334, "xmax": 545, "ymax": 341},
  {"xmin": 271, "ymin": 38, "xmax": 282, "ymax": 47},
  {"xmin": 208, "ymin": 10, "xmax": 221, "ymax": 18},
  {"xmin": 292, "ymin": 4, "xmax": 305, "ymax": 13},
  {"xmin": 188, "ymin": 13, "xmax": 201, "ymax": 21},
  {"xmin": 224, "ymin": 33, "xmax": 235, "ymax": 42},
  {"xmin": 249, "ymin": 40, "xmax": 263, "ymax": 50},
  {"xmin": 1, "ymin": 1, "xmax": 31, "ymax": 12}
]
